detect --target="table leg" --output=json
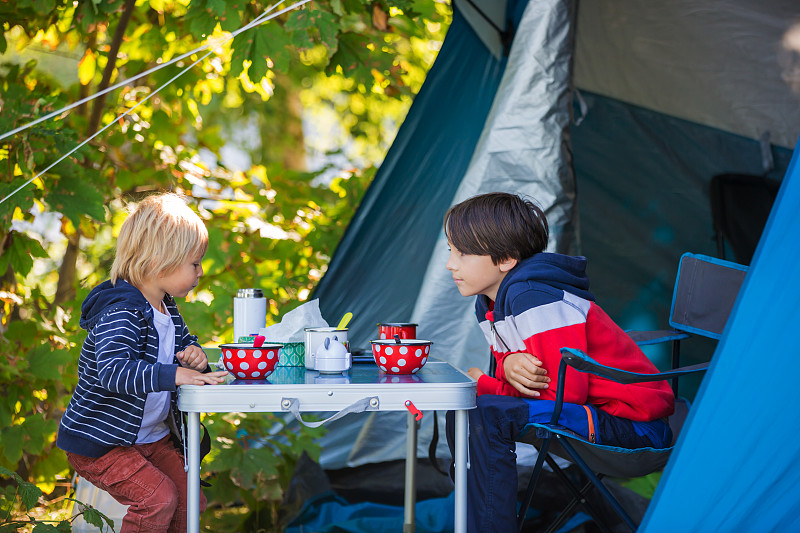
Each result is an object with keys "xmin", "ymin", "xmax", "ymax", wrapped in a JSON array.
[
  {"xmin": 404, "ymin": 410, "xmax": 418, "ymax": 533},
  {"xmin": 187, "ymin": 412, "xmax": 201, "ymax": 533},
  {"xmin": 454, "ymin": 409, "xmax": 467, "ymax": 533}
]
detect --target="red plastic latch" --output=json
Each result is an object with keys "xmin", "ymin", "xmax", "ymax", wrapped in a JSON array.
[{"xmin": 405, "ymin": 400, "xmax": 423, "ymax": 421}]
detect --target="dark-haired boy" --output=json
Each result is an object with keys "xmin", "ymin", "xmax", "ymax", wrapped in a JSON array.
[{"xmin": 444, "ymin": 192, "xmax": 674, "ymax": 533}]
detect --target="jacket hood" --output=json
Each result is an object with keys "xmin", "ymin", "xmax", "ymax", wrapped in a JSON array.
[
  {"xmin": 80, "ymin": 280, "xmax": 150, "ymax": 331},
  {"xmin": 479, "ymin": 253, "xmax": 595, "ymax": 319},
  {"xmin": 504, "ymin": 253, "xmax": 594, "ymax": 302}
]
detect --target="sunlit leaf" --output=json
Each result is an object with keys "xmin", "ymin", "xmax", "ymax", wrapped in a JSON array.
[{"xmin": 78, "ymin": 49, "xmax": 96, "ymax": 85}]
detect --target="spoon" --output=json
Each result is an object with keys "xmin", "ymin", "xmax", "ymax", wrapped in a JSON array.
[
  {"xmin": 253, "ymin": 335, "xmax": 266, "ymax": 348},
  {"xmin": 336, "ymin": 312, "xmax": 353, "ymax": 330}
]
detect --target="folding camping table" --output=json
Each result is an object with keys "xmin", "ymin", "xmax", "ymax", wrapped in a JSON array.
[{"xmin": 178, "ymin": 358, "xmax": 476, "ymax": 533}]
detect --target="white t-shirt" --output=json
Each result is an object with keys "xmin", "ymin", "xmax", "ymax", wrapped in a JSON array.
[{"xmin": 136, "ymin": 303, "xmax": 175, "ymax": 444}]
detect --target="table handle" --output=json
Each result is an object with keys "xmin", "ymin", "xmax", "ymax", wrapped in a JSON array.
[{"xmin": 281, "ymin": 396, "xmax": 380, "ymax": 428}]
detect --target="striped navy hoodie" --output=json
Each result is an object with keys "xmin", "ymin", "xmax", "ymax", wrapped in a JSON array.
[
  {"xmin": 57, "ymin": 279, "xmax": 201, "ymax": 457},
  {"xmin": 475, "ymin": 253, "xmax": 674, "ymax": 422}
]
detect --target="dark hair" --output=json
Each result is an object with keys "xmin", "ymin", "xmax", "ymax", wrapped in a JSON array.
[{"xmin": 443, "ymin": 192, "xmax": 549, "ymax": 264}]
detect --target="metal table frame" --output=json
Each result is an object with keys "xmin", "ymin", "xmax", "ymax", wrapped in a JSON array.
[{"xmin": 178, "ymin": 359, "xmax": 475, "ymax": 533}]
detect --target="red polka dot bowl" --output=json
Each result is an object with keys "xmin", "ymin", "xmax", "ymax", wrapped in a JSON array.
[
  {"xmin": 219, "ymin": 342, "xmax": 282, "ymax": 380},
  {"xmin": 370, "ymin": 339, "xmax": 432, "ymax": 374}
]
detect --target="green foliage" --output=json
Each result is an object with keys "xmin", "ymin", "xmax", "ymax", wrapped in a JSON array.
[
  {"xmin": 615, "ymin": 471, "xmax": 662, "ymax": 500},
  {"xmin": 0, "ymin": 466, "xmax": 113, "ymax": 532},
  {"xmin": 201, "ymin": 411, "xmax": 326, "ymax": 530},
  {"xmin": 1, "ymin": 0, "xmax": 450, "ymax": 529}
]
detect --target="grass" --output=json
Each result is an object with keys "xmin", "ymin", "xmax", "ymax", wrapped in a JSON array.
[{"xmin": 614, "ymin": 471, "xmax": 663, "ymax": 499}]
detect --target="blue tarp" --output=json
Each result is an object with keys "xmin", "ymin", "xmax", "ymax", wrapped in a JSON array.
[
  {"xmin": 640, "ymin": 138, "xmax": 800, "ymax": 531},
  {"xmin": 287, "ymin": 491, "xmax": 590, "ymax": 533}
]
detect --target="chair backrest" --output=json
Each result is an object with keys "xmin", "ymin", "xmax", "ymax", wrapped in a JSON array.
[
  {"xmin": 709, "ymin": 173, "xmax": 780, "ymax": 264},
  {"xmin": 669, "ymin": 253, "xmax": 748, "ymax": 340}
]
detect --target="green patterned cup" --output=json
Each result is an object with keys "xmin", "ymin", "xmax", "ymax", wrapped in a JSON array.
[{"xmin": 272, "ymin": 341, "xmax": 305, "ymax": 367}]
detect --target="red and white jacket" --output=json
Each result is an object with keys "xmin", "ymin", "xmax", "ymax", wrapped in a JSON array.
[{"xmin": 475, "ymin": 253, "xmax": 674, "ymax": 422}]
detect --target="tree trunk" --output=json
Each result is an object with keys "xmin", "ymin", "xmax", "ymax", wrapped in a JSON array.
[
  {"xmin": 53, "ymin": 0, "xmax": 136, "ymax": 305},
  {"xmin": 282, "ymin": 89, "xmax": 306, "ymax": 171}
]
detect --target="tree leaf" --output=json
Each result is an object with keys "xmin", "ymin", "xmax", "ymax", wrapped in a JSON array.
[
  {"xmin": 45, "ymin": 173, "xmax": 106, "ymax": 227},
  {"xmin": 327, "ymin": 32, "xmax": 372, "ymax": 80},
  {"xmin": 21, "ymin": 414, "xmax": 56, "ymax": 456},
  {"xmin": 219, "ymin": 1, "xmax": 243, "ymax": 33},
  {"xmin": 230, "ymin": 32, "xmax": 253, "ymax": 78},
  {"xmin": 0, "ymin": 466, "xmax": 20, "ymax": 481},
  {"xmin": 28, "ymin": 347, "xmax": 74, "ymax": 382},
  {"xmin": 1, "ymin": 425, "xmax": 25, "ymax": 464},
  {"xmin": 82, "ymin": 506, "xmax": 105, "ymax": 528},
  {"xmin": 18, "ymin": 475, "xmax": 43, "ymax": 510},
  {"xmin": 251, "ymin": 24, "xmax": 291, "ymax": 79},
  {"xmin": 1, "ymin": 232, "xmax": 47, "ymax": 279},
  {"xmin": 32, "ymin": 0, "xmax": 55, "ymax": 13},
  {"xmin": 77, "ymin": 49, "xmax": 96, "ymax": 85}
]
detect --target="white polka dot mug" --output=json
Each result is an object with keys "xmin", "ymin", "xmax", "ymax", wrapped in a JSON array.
[
  {"xmin": 219, "ymin": 342, "xmax": 282, "ymax": 380},
  {"xmin": 370, "ymin": 338, "xmax": 432, "ymax": 374}
]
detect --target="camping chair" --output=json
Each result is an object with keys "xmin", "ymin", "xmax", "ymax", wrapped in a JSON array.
[
  {"xmin": 514, "ymin": 253, "xmax": 748, "ymax": 532},
  {"xmin": 625, "ymin": 253, "xmax": 748, "ymax": 397},
  {"xmin": 709, "ymin": 173, "xmax": 779, "ymax": 264}
]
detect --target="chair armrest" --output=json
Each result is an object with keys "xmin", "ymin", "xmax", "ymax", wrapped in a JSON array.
[
  {"xmin": 546, "ymin": 348, "xmax": 709, "ymax": 426},
  {"xmin": 626, "ymin": 329, "xmax": 690, "ymax": 345},
  {"xmin": 559, "ymin": 347, "xmax": 709, "ymax": 385}
]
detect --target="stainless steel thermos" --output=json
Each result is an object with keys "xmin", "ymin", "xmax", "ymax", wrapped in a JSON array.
[{"xmin": 233, "ymin": 288, "xmax": 267, "ymax": 342}]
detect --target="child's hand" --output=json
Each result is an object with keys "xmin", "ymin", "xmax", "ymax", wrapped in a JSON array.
[
  {"xmin": 503, "ymin": 352, "xmax": 550, "ymax": 397},
  {"xmin": 176, "ymin": 345, "xmax": 208, "ymax": 371},
  {"xmin": 176, "ymin": 367, "xmax": 229, "ymax": 386},
  {"xmin": 467, "ymin": 367, "xmax": 485, "ymax": 381}
]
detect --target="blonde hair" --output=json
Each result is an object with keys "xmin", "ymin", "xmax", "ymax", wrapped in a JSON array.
[{"xmin": 110, "ymin": 193, "xmax": 208, "ymax": 287}]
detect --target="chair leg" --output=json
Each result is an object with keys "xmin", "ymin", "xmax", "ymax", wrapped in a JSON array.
[
  {"xmin": 518, "ymin": 436, "xmax": 616, "ymax": 533},
  {"xmin": 517, "ymin": 434, "xmax": 553, "ymax": 531},
  {"xmin": 542, "ymin": 455, "xmax": 614, "ymax": 533},
  {"xmin": 558, "ymin": 438, "xmax": 639, "ymax": 532}
]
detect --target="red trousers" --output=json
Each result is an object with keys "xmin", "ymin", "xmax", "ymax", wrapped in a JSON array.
[{"xmin": 67, "ymin": 435, "xmax": 207, "ymax": 533}]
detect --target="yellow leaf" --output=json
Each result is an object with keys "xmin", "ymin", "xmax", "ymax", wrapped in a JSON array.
[{"xmin": 78, "ymin": 49, "xmax": 96, "ymax": 86}]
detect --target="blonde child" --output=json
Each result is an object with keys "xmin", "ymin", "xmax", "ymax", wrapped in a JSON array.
[{"xmin": 57, "ymin": 193, "xmax": 228, "ymax": 533}]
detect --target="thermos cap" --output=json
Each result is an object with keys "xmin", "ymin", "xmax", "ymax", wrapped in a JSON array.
[{"xmin": 237, "ymin": 288, "xmax": 264, "ymax": 298}]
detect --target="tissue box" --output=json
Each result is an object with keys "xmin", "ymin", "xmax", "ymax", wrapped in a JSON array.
[{"xmin": 271, "ymin": 341, "xmax": 305, "ymax": 367}]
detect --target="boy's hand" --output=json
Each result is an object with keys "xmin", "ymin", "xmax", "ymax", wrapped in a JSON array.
[
  {"xmin": 467, "ymin": 367, "xmax": 485, "ymax": 381},
  {"xmin": 503, "ymin": 352, "xmax": 550, "ymax": 397},
  {"xmin": 176, "ymin": 345, "xmax": 208, "ymax": 371},
  {"xmin": 176, "ymin": 367, "xmax": 229, "ymax": 386}
]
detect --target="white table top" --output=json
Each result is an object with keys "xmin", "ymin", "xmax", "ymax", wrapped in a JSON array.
[{"xmin": 178, "ymin": 358, "xmax": 476, "ymax": 413}]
